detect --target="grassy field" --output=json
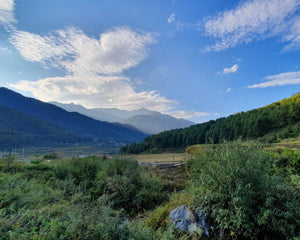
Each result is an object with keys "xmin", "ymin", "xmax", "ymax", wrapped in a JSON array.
[
  {"xmin": 1, "ymin": 145, "xmax": 120, "ymax": 161},
  {"xmin": 127, "ymin": 153, "xmax": 187, "ymax": 163}
]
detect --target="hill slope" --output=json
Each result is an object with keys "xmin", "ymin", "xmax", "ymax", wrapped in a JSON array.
[
  {"xmin": 0, "ymin": 88, "xmax": 147, "ymax": 144},
  {"xmin": 52, "ymin": 102, "xmax": 194, "ymax": 134},
  {"xmin": 121, "ymin": 94, "xmax": 300, "ymax": 153},
  {"xmin": 0, "ymin": 105, "xmax": 91, "ymax": 148}
]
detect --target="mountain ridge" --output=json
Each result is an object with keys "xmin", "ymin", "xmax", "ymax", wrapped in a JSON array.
[
  {"xmin": 0, "ymin": 87, "xmax": 147, "ymax": 144},
  {"xmin": 51, "ymin": 101, "xmax": 194, "ymax": 134}
]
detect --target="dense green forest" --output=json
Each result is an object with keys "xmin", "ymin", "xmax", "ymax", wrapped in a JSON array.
[
  {"xmin": 0, "ymin": 105, "xmax": 92, "ymax": 148},
  {"xmin": 0, "ymin": 142, "xmax": 299, "ymax": 239},
  {"xmin": 121, "ymin": 94, "xmax": 300, "ymax": 153}
]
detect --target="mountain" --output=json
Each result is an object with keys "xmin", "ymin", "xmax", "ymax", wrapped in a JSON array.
[
  {"xmin": 121, "ymin": 94, "xmax": 300, "ymax": 153},
  {"xmin": 0, "ymin": 88, "xmax": 147, "ymax": 144},
  {"xmin": 0, "ymin": 105, "xmax": 91, "ymax": 148},
  {"xmin": 51, "ymin": 102, "xmax": 156, "ymax": 122},
  {"xmin": 121, "ymin": 114, "xmax": 194, "ymax": 134},
  {"xmin": 51, "ymin": 102, "xmax": 194, "ymax": 134}
]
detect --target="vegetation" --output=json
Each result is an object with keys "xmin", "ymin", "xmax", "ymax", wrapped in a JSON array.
[
  {"xmin": 0, "ymin": 87, "xmax": 147, "ymax": 146},
  {"xmin": 0, "ymin": 105, "xmax": 91, "ymax": 148},
  {"xmin": 188, "ymin": 142, "xmax": 300, "ymax": 239},
  {"xmin": 0, "ymin": 156, "xmax": 167, "ymax": 239},
  {"xmin": 121, "ymin": 93, "xmax": 300, "ymax": 153},
  {"xmin": 1, "ymin": 141, "xmax": 299, "ymax": 239}
]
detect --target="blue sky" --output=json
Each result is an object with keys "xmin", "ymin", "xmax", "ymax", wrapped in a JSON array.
[{"xmin": 0, "ymin": 0, "xmax": 299, "ymax": 122}]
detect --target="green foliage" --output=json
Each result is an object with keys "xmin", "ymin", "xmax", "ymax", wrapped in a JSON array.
[
  {"xmin": 271, "ymin": 148, "xmax": 300, "ymax": 175},
  {"xmin": 43, "ymin": 152, "xmax": 59, "ymax": 159},
  {"xmin": 53, "ymin": 157, "xmax": 166, "ymax": 214},
  {"xmin": 1, "ymin": 145, "xmax": 299, "ymax": 239},
  {"xmin": 0, "ymin": 156, "xmax": 167, "ymax": 239},
  {"xmin": 122, "ymin": 94, "xmax": 300, "ymax": 153},
  {"xmin": 188, "ymin": 142, "xmax": 300, "ymax": 239}
]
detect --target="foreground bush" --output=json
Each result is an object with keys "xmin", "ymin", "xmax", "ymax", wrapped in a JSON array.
[
  {"xmin": 189, "ymin": 142, "xmax": 300, "ymax": 239},
  {"xmin": 0, "ymin": 156, "xmax": 167, "ymax": 239},
  {"xmin": 54, "ymin": 157, "xmax": 166, "ymax": 214}
]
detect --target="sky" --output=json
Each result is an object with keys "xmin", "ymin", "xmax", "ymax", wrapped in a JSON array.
[{"xmin": 0, "ymin": 0, "xmax": 299, "ymax": 123}]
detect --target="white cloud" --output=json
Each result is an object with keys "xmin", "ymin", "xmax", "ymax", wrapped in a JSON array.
[
  {"xmin": 223, "ymin": 64, "xmax": 239, "ymax": 74},
  {"xmin": 0, "ymin": 0, "xmax": 16, "ymax": 27},
  {"xmin": 168, "ymin": 110, "xmax": 219, "ymax": 120},
  {"xmin": 11, "ymin": 75, "xmax": 176, "ymax": 111},
  {"xmin": 247, "ymin": 71, "xmax": 300, "ymax": 88},
  {"xmin": 167, "ymin": 13, "xmax": 189, "ymax": 30},
  {"xmin": 226, "ymin": 88, "xmax": 232, "ymax": 93},
  {"xmin": 10, "ymin": 26, "xmax": 157, "ymax": 75},
  {"xmin": 168, "ymin": 13, "xmax": 175, "ymax": 24},
  {"xmin": 203, "ymin": 0, "xmax": 300, "ymax": 51},
  {"xmin": 0, "ymin": 46, "xmax": 12, "ymax": 54},
  {"xmin": 9, "ymin": 26, "xmax": 179, "ymax": 112},
  {"xmin": 282, "ymin": 16, "xmax": 300, "ymax": 51}
]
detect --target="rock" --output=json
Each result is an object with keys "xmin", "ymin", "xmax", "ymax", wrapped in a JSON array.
[{"xmin": 169, "ymin": 205, "xmax": 209, "ymax": 237}]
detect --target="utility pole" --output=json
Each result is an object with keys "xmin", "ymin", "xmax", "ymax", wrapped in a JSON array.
[{"xmin": 5, "ymin": 132, "xmax": 14, "ymax": 173}]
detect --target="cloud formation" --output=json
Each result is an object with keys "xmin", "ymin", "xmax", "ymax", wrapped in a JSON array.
[
  {"xmin": 11, "ymin": 75, "xmax": 176, "ymax": 111},
  {"xmin": 168, "ymin": 13, "xmax": 175, "ymax": 24},
  {"xmin": 203, "ymin": 0, "xmax": 300, "ymax": 51},
  {"xmin": 168, "ymin": 110, "xmax": 219, "ymax": 120},
  {"xmin": 10, "ymin": 26, "xmax": 178, "ymax": 111},
  {"xmin": 0, "ymin": 0, "xmax": 16, "ymax": 27},
  {"xmin": 10, "ymin": 27, "xmax": 156, "ymax": 75},
  {"xmin": 247, "ymin": 71, "xmax": 300, "ymax": 88},
  {"xmin": 223, "ymin": 64, "xmax": 239, "ymax": 74}
]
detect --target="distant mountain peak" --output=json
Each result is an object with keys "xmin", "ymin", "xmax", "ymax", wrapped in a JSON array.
[{"xmin": 51, "ymin": 101, "xmax": 194, "ymax": 134}]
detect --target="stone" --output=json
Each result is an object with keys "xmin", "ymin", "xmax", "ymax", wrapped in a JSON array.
[{"xmin": 169, "ymin": 205, "xmax": 209, "ymax": 237}]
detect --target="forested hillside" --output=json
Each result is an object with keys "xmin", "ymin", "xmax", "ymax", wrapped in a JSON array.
[
  {"xmin": 0, "ymin": 105, "xmax": 91, "ymax": 148},
  {"xmin": 121, "ymin": 94, "xmax": 300, "ymax": 153},
  {"xmin": 0, "ymin": 88, "xmax": 147, "ymax": 144}
]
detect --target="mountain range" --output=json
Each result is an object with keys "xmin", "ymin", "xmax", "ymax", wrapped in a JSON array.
[
  {"xmin": 0, "ymin": 87, "xmax": 147, "ymax": 148},
  {"xmin": 51, "ymin": 102, "xmax": 194, "ymax": 134}
]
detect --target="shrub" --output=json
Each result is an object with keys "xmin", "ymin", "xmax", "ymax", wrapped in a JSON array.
[
  {"xmin": 43, "ymin": 152, "xmax": 58, "ymax": 159},
  {"xmin": 100, "ymin": 157, "xmax": 166, "ymax": 214},
  {"xmin": 0, "ymin": 156, "xmax": 168, "ymax": 239},
  {"xmin": 188, "ymin": 141, "xmax": 300, "ymax": 239}
]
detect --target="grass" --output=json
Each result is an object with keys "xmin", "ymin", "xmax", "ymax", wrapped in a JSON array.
[
  {"xmin": 127, "ymin": 153, "xmax": 187, "ymax": 163},
  {"xmin": 0, "ymin": 145, "xmax": 120, "ymax": 161}
]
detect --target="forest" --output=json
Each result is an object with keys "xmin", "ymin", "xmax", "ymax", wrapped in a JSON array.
[{"xmin": 121, "ymin": 94, "xmax": 300, "ymax": 154}]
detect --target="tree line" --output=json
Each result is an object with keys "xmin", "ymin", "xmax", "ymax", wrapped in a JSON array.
[{"xmin": 121, "ymin": 94, "xmax": 300, "ymax": 153}]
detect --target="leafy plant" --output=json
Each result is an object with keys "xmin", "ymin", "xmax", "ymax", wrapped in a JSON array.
[{"xmin": 188, "ymin": 142, "xmax": 300, "ymax": 239}]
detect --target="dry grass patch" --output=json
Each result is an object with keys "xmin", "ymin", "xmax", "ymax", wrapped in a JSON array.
[{"xmin": 128, "ymin": 153, "xmax": 187, "ymax": 163}]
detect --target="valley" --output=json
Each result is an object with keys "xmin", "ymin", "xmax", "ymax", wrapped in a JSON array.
[{"xmin": 0, "ymin": 88, "xmax": 299, "ymax": 239}]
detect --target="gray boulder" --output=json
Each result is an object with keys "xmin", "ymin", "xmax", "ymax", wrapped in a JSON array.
[{"xmin": 169, "ymin": 205, "xmax": 209, "ymax": 237}]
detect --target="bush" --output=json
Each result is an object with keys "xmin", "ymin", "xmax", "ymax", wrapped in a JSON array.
[
  {"xmin": 99, "ymin": 157, "xmax": 166, "ymax": 214},
  {"xmin": 53, "ymin": 156, "xmax": 166, "ymax": 214},
  {"xmin": 188, "ymin": 142, "xmax": 300, "ymax": 239},
  {"xmin": 0, "ymin": 156, "xmax": 167, "ymax": 239},
  {"xmin": 43, "ymin": 152, "xmax": 58, "ymax": 159}
]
